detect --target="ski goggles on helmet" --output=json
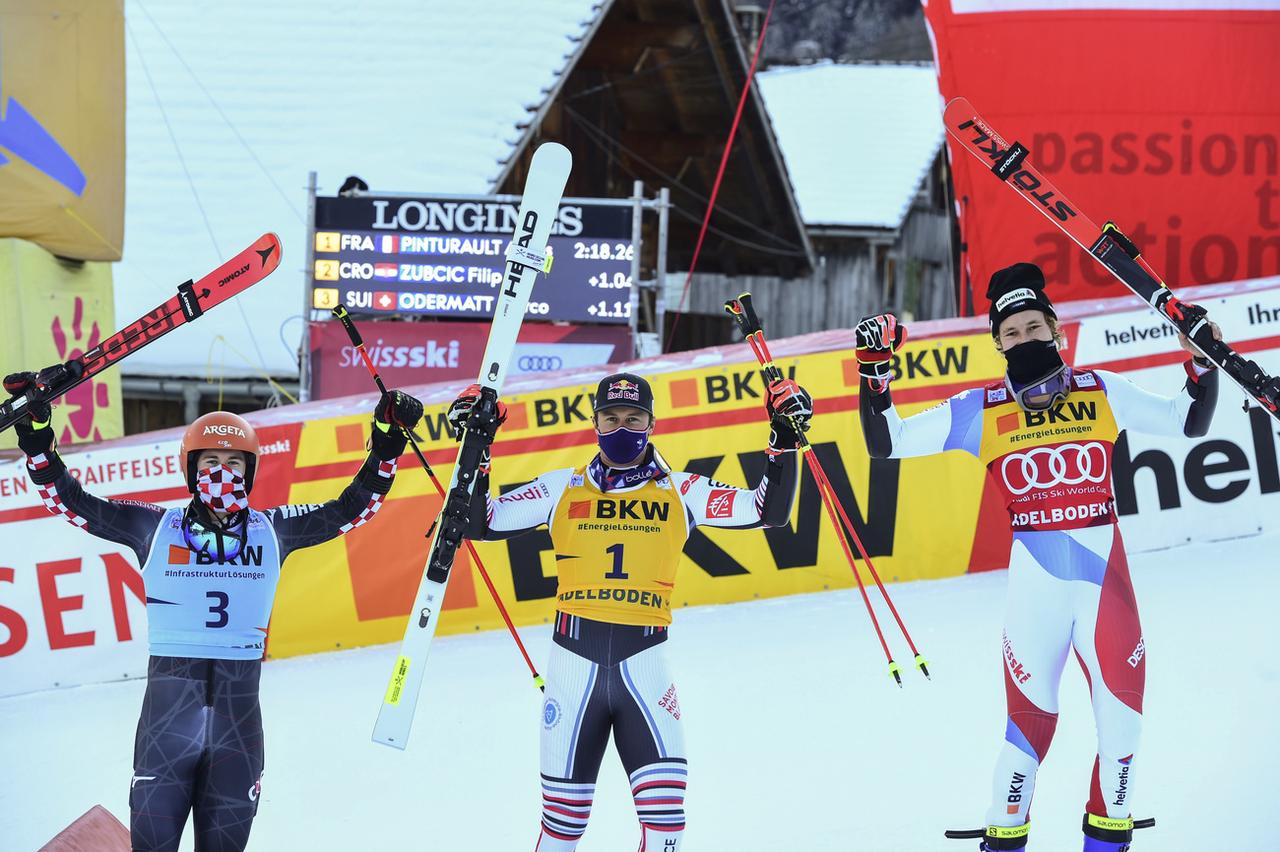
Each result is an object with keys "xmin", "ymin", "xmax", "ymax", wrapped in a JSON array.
[
  {"xmin": 181, "ymin": 505, "xmax": 248, "ymax": 563},
  {"xmin": 1004, "ymin": 339, "xmax": 1071, "ymax": 412}
]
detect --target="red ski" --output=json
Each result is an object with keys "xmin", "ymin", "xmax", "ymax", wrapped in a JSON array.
[
  {"xmin": 1, "ymin": 233, "xmax": 283, "ymax": 432},
  {"xmin": 944, "ymin": 97, "xmax": 1280, "ymax": 420}
]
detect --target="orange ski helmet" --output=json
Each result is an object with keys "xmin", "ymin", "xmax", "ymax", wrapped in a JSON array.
[{"xmin": 179, "ymin": 411, "xmax": 260, "ymax": 493}]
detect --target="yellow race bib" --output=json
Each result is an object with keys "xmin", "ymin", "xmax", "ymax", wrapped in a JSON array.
[{"xmin": 549, "ymin": 468, "xmax": 688, "ymax": 626}]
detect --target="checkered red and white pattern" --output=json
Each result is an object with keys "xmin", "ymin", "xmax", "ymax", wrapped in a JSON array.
[
  {"xmin": 37, "ymin": 483, "xmax": 88, "ymax": 529},
  {"xmin": 338, "ymin": 492, "xmax": 387, "ymax": 535},
  {"xmin": 26, "ymin": 452, "xmax": 50, "ymax": 472},
  {"xmin": 196, "ymin": 465, "xmax": 250, "ymax": 514},
  {"xmin": 336, "ymin": 460, "xmax": 395, "ymax": 534}
]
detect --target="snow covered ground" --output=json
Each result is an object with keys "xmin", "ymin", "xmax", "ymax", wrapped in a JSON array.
[{"xmin": 3, "ymin": 532, "xmax": 1277, "ymax": 851}]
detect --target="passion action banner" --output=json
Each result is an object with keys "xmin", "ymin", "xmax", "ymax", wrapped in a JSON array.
[{"xmin": 925, "ymin": 0, "xmax": 1280, "ymax": 308}]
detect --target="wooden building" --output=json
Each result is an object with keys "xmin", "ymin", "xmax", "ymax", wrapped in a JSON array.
[{"xmin": 498, "ymin": 1, "xmax": 955, "ymax": 349}]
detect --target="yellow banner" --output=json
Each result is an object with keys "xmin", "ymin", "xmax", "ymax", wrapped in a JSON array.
[
  {"xmin": 0, "ymin": 1, "xmax": 125, "ymax": 260},
  {"xmin": 0, "ymin": 238, "xmax": 122, "ymax": 449},
  {"xmin": 265, "ymin": 331, "xmax": 1007, "ymax": 659}
]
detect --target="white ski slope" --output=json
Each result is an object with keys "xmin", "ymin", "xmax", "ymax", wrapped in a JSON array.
[{"xmin": 2, "ymin": 532, "xmax": 1277, "ymax": 851}]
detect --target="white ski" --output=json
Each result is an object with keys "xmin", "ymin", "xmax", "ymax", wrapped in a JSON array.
[{"xmin": 372, "ymin": 142, "xmax": 572, "ymax": 750}]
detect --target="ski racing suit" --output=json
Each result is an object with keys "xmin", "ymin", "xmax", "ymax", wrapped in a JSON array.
[
  {"xmin": 861, "ymin": 362, "xmax": 1217, "ymax": 832},
  {"xmin": 20, "ymin": 425, "xmax": 405, "ymax": 852},
  {"xmin": 466, "ymin": 443, "xmax": 798, "ymax": 851}
]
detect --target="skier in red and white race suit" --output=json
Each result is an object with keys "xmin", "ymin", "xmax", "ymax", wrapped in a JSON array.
[{"xmin": 856, "ymin": 264, "xmax": 1219, "ymax": 852}]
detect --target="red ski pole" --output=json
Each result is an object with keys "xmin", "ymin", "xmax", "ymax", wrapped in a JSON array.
[
  {"xmin": 725, "ymin": 294, "xmax": 929, "ymax": 685},
  {"xmin": 804, "ymin": 450, "xmax": 929, "ymax": 677},
  {"xmin": 331, "ymin": 306, "xmax": 544, "ymax": 691}
]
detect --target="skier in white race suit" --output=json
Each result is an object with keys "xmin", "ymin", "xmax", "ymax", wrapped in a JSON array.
[{"xmin": 855, "ymin": 263, "xmax": 1219, "ymax": 852}]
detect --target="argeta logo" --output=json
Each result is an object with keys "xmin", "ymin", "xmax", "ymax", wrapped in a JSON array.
[
  {"xmin": 706, "ymin": 489, "xmax": 735, "ymax": 519},
  {"xmin": 203, "ymin": 424, "xmax": 247, "ymax": 438}
]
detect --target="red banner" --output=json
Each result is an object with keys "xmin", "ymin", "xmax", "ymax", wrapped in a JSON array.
[
  {"xmin": 925, "ymin": 0, "xmax": 1280, "ymax": 309},
  {"xmin": 307, "ymin": 320, "xmax": 632, "ymax": 399}
]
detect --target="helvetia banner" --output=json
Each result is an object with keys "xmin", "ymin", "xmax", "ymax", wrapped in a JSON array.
[
  {"xmin": 2, "ymin": 278, "xmax": 1278, "ymax": 695},
  {"xmin": 924, "ymin": 0, "xmax": 1280, "ymax": 307}
]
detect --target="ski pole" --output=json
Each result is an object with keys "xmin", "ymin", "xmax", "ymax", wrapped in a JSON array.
[
  {"xmin": 330, "ymin": 305, "xmax": 545, "ymax": 691},
  {"xmin": 736, "ymin": 297, "xmax": 929, "ymax": 679},
  {"xmin": 804, "ymin": 449, "xmax": 929, "ymax": 678},
  {"xmin": 741, "ymin": 308, "xmax": 929, "ymax": 678},
  {"xmin": 725, "ymin": 293, "xmax": 929, "ymax": 685}
]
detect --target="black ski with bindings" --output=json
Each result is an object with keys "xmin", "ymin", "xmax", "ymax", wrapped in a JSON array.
[
  {"xmin": 1, "ymin": 233, "xmax": 283, "ymax": 433},
  {"xmin": 944, "ymin": 97, "xmax": 1280, "ymax": 420}
]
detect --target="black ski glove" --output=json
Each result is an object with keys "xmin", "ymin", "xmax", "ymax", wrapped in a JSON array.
[
  {"xmin": 766, "ymin": 378, "xmax": 813, "ymax": 452},
  {"xmin": 4, "ymin": 370, "xmax": 53, "ymax": 423},
  {"xmin": 4, "ymin": 371, "xmax": 58, "ymax": 456},
  {"xmin": 374, "ymin": 390, "xmax": 424, "ymax": 433},
  {"xmin": 855, "ymin": 314, "xmax": 906, "ymax": 392},
  {"xmin": 446, "ymin": 383, "xmax": 508, "ymax": 442}
]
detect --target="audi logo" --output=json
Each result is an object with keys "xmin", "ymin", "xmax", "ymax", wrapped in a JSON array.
[
  {"xmin": 518, "ymin": 355, "xmax": 563, "ymax": 372},
  {"xmin": 1000, "ymin": 443, "xmax": 1108, "ymax": 496}
]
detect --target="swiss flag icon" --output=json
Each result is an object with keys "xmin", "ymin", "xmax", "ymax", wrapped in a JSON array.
[{"xmin": 373, "ymin": 291, "xmax": 397, "ymax": 311}]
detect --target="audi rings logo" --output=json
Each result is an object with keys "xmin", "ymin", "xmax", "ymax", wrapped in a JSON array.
[
  {"xmin": 518, "ymin": 355, "xmax": 563, "ymax": 372},
  {"xmin": 1000, "ymin": 443, "xmax": 1108, "ymax": 495}
]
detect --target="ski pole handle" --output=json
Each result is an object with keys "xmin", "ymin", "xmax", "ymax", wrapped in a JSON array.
[
  {"xmin": 724, "ymin": 293, "xmax": 810, "ymax": 449},
  {"xmin": 332, "ymin": 305, "xmax": 389, "ymax": 396}
]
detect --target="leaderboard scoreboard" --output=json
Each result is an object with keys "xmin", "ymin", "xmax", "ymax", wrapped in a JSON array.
[{"xmin": 310, "ymin": 195, "xmax": 635, "ymax": 324}]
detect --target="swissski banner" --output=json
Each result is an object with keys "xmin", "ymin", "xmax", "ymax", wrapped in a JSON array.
[
  {"xmin": 924, "ymin": 1, "xmax": 1280, "ymax": 310},
  {"xmin": 307, "ymin": 319, "xmax": 632, "ymax": 400}
]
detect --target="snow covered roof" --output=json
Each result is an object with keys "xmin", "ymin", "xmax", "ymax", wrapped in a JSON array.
[
  {"xmin": 756, "ymin": 62, "xmax": 944, "ymax": 230},
  {"xmin": 118, "ymin": 0, "xmax": 605, "ymax": 378}
]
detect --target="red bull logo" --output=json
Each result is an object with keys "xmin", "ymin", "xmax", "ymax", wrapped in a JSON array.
[{"xmin": 608, "ymin": 379, "xmax": 640, "ymax": 402}]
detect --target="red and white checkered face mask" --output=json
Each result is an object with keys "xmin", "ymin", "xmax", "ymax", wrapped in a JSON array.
[{"xmin": 196, "ymin": 464, "xmax": 249, "ymax": 514}]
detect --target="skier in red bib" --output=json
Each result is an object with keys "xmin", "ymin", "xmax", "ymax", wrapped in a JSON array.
[{"xmin": 856, "ymin": 263, "xmax": 1219, "ymax": 852}]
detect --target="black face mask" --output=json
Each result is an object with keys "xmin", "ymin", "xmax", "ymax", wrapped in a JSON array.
[{"xmin": 1003, "ymin": 339, "xmax": 1070, "ymax": 411}]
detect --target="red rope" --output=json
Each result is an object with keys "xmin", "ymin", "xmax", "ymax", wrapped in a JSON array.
[{"xmin": 664, "ymin": 1, "xmax": 777, "ymax": 351}]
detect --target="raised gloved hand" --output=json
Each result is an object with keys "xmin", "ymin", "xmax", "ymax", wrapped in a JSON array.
[
  {"xmin": 446, "ymin": 383, "xmax": 508, "ymax": 442},
  {"xmin": 5, "ymin": 369, "xmax": 62, "ymax": 457},
  {"xmin": 766, "ymin": 379, "xmax": 813, "ymax": 452},
  {"xmin": 374, "ymin": 389, "xmax": 424, "ymax": 433},
  {"xmin": 854, "ymin": 314, "xmax": 907, "ymax": 392},
  {"xmin": 4, "ymin": 371, "xmax": 51, "ymax": 422}
]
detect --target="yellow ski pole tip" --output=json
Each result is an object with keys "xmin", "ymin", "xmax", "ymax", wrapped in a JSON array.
[{"xmin": 914, "ymin": 654, "xmax": 931, "ymax": 680}]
